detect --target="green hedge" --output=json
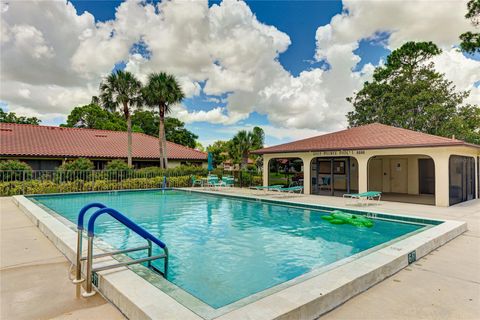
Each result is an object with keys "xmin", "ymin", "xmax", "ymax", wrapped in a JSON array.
[{"xmin": 0, "ymin": 175, "xmax": 192, "ymax": 196}]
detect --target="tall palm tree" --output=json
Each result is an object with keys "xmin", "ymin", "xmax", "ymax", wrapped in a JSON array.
[
  {"xmin": 230, "ymin": 130, "xmax": 254, "ymax": 170},
  {"xmin": 142, "ymin": 72, "xmax": 185, "ymax": 168},
  {"xmin": 99, "ymin": 70, "xmax": 142, "ymax": 166},
  {"xmin": 229, "ymin": 127, "xmax": 265, "ymax": 170}
]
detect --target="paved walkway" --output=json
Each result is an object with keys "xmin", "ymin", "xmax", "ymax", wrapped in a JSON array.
[
  {"xmin": 0, "ymin": 197, "xmax": 125, "ymax": 320},
  {"xmin": 1, "ymin": 191, "xmax": 479, "ymax": 320}
]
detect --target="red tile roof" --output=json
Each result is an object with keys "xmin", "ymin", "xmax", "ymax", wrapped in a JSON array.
[
  {"xmin": 252, "ymin": 123, "xmax": 479, "ymax": 154},
  {"xmin": 0, "ymin": 123, "xmax": 207, "ymax": 160}
]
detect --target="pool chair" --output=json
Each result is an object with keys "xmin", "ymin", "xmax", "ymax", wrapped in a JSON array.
[
  {"xmin": 191, "ymin": 176, "xmax": 203, "ymax": 187},
  {"xmin": 250, "ymin": 185, "xmax": 283, "ymax": 191},
  {"xmin": 276, "ymin": 186, "xmax": 304, "ymax": 194},
  {"xmin": 222, "ymin": 176, "xmax": 235, "ymax": 187},
  {"xmin": 206, "ymin": 175, "xmax": 219, "ymax": 187},
  {"xmin": 343, "ymin": 191, "xmax": 382, "ymax": 205}
]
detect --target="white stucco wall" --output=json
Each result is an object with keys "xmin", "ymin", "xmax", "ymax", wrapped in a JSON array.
[{"xmin": 262, "ymin": 145, "xmax": 479, "ymax": 207}]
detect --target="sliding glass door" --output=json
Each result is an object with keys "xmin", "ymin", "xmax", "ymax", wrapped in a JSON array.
[
  {"xmin": 311, "ymin": 157, "xmax": 358, "ymax": 196},
  {"xmin": 449, "ymin": 156, "xmax": 476, "ymax": 205}
]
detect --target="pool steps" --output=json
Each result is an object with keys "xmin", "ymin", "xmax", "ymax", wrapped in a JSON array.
[{"xmin": 73, "ymin": 202, "xmax": 169, "ymax": 298}]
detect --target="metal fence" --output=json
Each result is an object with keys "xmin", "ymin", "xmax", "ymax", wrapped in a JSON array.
[{"xmin": 0, "ymin": 169, "xmax": 263, "ymax": 196}]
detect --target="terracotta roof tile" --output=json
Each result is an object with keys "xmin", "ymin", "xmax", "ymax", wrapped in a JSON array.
[
  {"xmin": 252, "ymin": 123, "xmax": 479, "ymax": 154},
  {"xmin": 0, "ymin": 123, "xmax": 207, "ymax": 160}
]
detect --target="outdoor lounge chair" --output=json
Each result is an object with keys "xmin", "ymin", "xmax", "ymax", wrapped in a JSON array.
[
  {"xmin": 251, "ymin": 185, "xmax": 283, "ymax": 191},
  {"xmin": 191, "ymin": 176, "xmax": 203, "ymax": 187},
  {"xmin": 276, "ymin": 186, "xmax": 304, "ymax": 193},
  {"xmin": 206, "ymin": 175, "xmax": 219, "ymax": 187},
  {"xmin": 343, "ymin": 191, "xmax": 382, "ymax": 205},
  {"xmin": 222, "ymin": 176, "xmax": 235, "ymax": 187}
]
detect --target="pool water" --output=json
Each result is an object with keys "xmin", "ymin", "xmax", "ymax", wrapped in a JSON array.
[{"xmin": 31, "ymin": 190, "xmax": 423, "ymax": 308}]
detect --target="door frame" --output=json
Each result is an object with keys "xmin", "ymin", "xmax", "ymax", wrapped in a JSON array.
[{"xmin": 418, "ymin": 158, "xmax": 435, "ymax": 195}]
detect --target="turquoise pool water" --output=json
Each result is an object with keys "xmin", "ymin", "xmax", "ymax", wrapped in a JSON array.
[{"xmin": 31, "ymin": 190, "xmax": 423, "ymax": 308}]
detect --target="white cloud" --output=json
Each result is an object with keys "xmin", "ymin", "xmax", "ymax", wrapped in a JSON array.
[
  {"xmin": 432, "ymin": 48, "xmax": 480, "ymax": 105},
  {"xmin": 0, "ymin": 0, "xmax": 478, "ymax": 136},
  {"xmin": 172, "ymin": 105, "xmax": 248, "ymax": 125}
]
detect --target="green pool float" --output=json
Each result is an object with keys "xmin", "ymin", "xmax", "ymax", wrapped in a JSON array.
[{"xmin": 321, "ymin": 210, "xmax": 374, "ymax": 228}]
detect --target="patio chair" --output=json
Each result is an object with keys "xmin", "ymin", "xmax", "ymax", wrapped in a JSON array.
[
  {"xmin": 319, "ymin": 176, "xmax": 331, "ymax": 190},
  {"xmin": 206, "ymin": 175, "xmax": 219, "ymax": 187},
  {"xmin": 343, "ymin": 191, "xmax": 382, "ymax": 205},
  {"xmin": 276, "ymin": 186, "xmax": 304, "ymax": 194},
  {"xmin": 222, "ymin": 176, "xmax": 235, "ymax": 187},
  {"xmin": 191, "ymin": 175, "xmax": 203, "ymax": 187},
  {"xmin": 250, "ymin": 185, "xmax": 283, "ymax": 191}
]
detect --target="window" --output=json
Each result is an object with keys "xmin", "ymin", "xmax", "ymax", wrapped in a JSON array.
[{"xmin": 449, "ymin": 156, "xmax": 476, "ymax": 205}]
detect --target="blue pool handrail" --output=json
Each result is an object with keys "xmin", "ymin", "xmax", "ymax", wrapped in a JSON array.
[
  {"xmin": 73, "ymin": 203, "xmax": 169, "ymax": 298},
  {"xmin": 77, "ymin": 202, "xmax": 107, "ymax": 230},
  {"xmin": 86, "ymin": 207, "xmax": 167, "ymax": 249}
]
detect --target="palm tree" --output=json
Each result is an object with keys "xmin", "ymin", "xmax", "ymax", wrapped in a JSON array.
[
  {"xmin": 99, "ymin": 70, "xmax": 142, "ymax": 166},
  {"xmin": 229, "ymin": 127, "xmax": 265, "ymax": 170},
  {"xmin": 230, "ymin": 130, "xmax": 254, "ymax": 170},
  {"xmin": 142, "ymin": 72, "xmax": 185, "ymax": 168}
]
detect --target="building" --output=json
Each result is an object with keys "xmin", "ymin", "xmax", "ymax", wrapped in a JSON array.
[
  {"xmin": 222, "ymin": 158, "xmax": 255, "ymax": 171},
  {"xmin": 252, "ymin": 123, "xmax": 479, "ymax": 207},
  {"xmin": 0, "ymin": 123, "xmax": 207, "ymax": 169}
]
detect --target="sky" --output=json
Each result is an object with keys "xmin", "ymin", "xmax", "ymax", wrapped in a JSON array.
[{"xmin": 1, "ymin": 0, "xmax": 479, "ymax": 147}]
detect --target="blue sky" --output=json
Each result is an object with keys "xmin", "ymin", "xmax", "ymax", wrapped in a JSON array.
[
  {"xmin": 2, "ymin": 0, "xmax": 478, "ymax": 147},
  {"xmin": 67, "ymin": 0, "xmax": 389, "ymax": 146}
]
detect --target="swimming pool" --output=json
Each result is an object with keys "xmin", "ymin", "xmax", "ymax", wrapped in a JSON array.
[{"xmin": 30, "ymin": 189, "xmax": 428, "ymax": 310}]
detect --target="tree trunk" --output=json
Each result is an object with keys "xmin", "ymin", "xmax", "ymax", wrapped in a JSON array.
[
  {"xmin": 158, "ymin": 104, "xmax": 168, "ymax": 169},
  {"xmin": 242, "ymin": 151, "xmax": 248, "ymax": 170},
  {"xmin": 126, "ymin": 112, "xmax": 133, "ymax": 167}
]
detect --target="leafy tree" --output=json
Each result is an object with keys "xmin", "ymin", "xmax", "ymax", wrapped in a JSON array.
[
  {"xmin": 131, "ymin": 111, "xmax": 198, "ymax": 147},
  {"xmin": 460, "ymin": 0, "xmax": 480, "ymax": 54},
  {"xmin": 99, "ymin": 70, "xmax": 143, "ymax": 166},
  {"xmin": 0, "ymin": 107, "xmax": 41, "ymax": 125},
  {"xmin": 131, "ymin": 110, "xmax": 158, "ymax": 136},
  {"xmin": 195, "ymin": 141, "xmax": 205, "ymax": 152},
  {"xmin": 165, "ymin": 117, "xmax": 198, "ymax": 149},
  {"xmin": 347, "ymin": 41, "xmax": 480, "ymax": 143},
  {"xmin": 207, "ymin": 140, "xmax": 229, "ymax": 167},
  {"xmin": 142, "ymin": 72, "xmax": 185, "ymax": 168},
  {"xmin": 0, "ymin": 160, "xmax": 32, "ymax": 180},
  {"xmin": 57, "ymin": 158, "xmax": 94, "ymax": 171},
  {"xmin": 105, "ymin": 159, "xmax": 130, "ymax": 171},
  {"xmin": 228, "ymin": 130, "xmax": 257, "ymax": 169},
  {"xmin": 251, "ymin": 126, "xmax": 265, "ymax": 150},
  {"xmin": 61, "ymin": 104, "xmax": 127, "ymax": 131}
]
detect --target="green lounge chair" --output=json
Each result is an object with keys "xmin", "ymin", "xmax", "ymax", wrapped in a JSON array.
[
  {"xmin": 251, "ymin": 185, "xmax": 283, "ymax": 191},
  {"xmin": 191, "ymin": 175, "xmax": 202, "ymax": 187},
  {"xmin": 276, "ymin": 186, "xmax": 304, "ymax": 194},
  {"xmin": 222, "ymin": 176, "xmax": 235, "ymax": 187},
  {"xmin": 343, "ymin": 191, "xmax": 381, "ymax": 204},
  {"xmin": 206, "ymin": 176, "xmax": 219, "ymax": 187}
]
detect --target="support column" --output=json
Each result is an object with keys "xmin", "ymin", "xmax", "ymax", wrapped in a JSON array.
[
  {"xmin": 432, "ymin": 155, "xmax": 450, "ymax": 207},
  {"xmin": 356, "ymin": 156, "xmax": 370, "ymax": 193},
  {"xmin": 302, "ymin": 157, "xmax": 311, "ymax": 195},
  {"xmin": 262, "ymin": 155, "xmax": 271, "ymax": 187}
]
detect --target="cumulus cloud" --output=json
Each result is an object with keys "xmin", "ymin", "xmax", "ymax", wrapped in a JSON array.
[
  {"xmin": 0, "ymin": 0, "xmax": 478, "ymax": 139},
  {"xmin": 171, "ymin": 105, "xmax": 249, "ymax": 125}
]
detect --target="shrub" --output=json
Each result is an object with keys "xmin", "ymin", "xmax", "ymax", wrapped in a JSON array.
[
  {"xmin": 136, "ymin": 165, "xmax": 208, "ymax": 177},
  {"xmin": 0, "ymin": 174, "xmax": 194, "ymax": 196},
  {"xmin": 58, "ymin": 158, "xmax": 94, "ymax": 171},
  {"xmin": 105, "ymin": 159, "xmax": 131, "ymax": 171},
  {"xmin": 0, "ymin": 160, "xmax": 32, "ymax": 181}
]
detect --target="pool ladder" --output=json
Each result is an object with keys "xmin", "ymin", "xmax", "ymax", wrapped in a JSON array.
[{"xmin": 72, "ymin": 203, "xmax": 169, "ymax": 297}]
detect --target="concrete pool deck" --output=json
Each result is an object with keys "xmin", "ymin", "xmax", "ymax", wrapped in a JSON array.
[
  {"xmin": 0, "ymin": 197, "xmax": 125, "ymax": 320},
  {"xmin": 1, "ymin": 190, "xmax": 479, "ymax": 319}
]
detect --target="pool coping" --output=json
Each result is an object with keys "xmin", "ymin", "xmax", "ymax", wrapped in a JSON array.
[{"xmin": 12, "ymin": 190, "xmax": 467, "ymax": 320}]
